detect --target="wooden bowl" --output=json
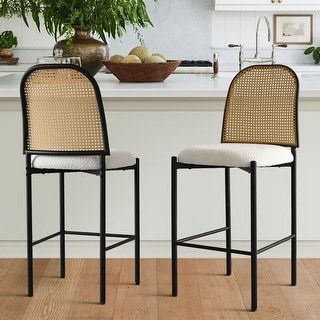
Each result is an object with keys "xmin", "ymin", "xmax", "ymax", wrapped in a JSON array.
[{"xmin": 103, "ymin": 60, "xmax": 181, "ymax": 83}]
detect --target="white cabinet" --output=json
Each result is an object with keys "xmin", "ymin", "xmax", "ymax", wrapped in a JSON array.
[{"xmin": 214, "ymin": 0, "xmax": 320, "ymax": 11}]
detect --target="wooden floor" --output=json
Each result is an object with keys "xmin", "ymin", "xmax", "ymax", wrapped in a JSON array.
[{"xmin": 0, "ymin": 259, "xmax": 320, "ymax": 320}]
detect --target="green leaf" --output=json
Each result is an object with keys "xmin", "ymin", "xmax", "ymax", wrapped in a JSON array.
[
  {"xmin": 313, "ymin": 48, "xmax": 320, "ymax": 62},
  {"xmin": 0, "ymin": 30, "xmax": 18, "ymax": 48},
  {"xmin": 304, "ymin": 46, "xmax": 315, "ymax": 55},
  {"xmin": 0, "ymin": 0, "xmax": 155, "ymax": 42}
]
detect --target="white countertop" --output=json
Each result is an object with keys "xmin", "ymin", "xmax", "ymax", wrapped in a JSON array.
[
  {"xmin": 0, "ymin": 65, "xmax": 320, "ymax": 100},
  {"xmin": 1, "ymin": 63, "xmax": 320, "ymax": 73},
  {"xmin": 0, "ymin": 71, "xmax": 230, "ymax": 100}
]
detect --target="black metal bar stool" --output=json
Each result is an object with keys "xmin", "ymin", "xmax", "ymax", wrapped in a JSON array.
[
  {"xmin": 171, "ymin": 65, "xmax": 299, "ymax": 311},
  {"xmin": 20, "ymin": 64, "xmax": 140, "ymax": 304}
]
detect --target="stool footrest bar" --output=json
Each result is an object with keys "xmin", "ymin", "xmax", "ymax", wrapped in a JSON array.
[
  {"xmin": 33, "ymin": 231, "xmax": 135, "ymax": 251},
  {"xmin": 106, "ymin": 236, "xmax": 136, "ymax": 251},
  {"xmin": 176, "ymin": 234, "xmax": 296, "ymax": 257},
  {"xmin": 32, "ymin": 231, "xmax": 61, "ymax": 246},
  {"xmin": 177, "ymin": 227, "xmax": 229, "ymax": 243},
  {"xmin": 65, "ymin": 231, "xmax": 134, "ymax": 238},
  {"xmin": 106, "ymin": 233, "xmax": 134, "ymax": 239},
  {"xmin": 257, "ymin": 235, "xmax": 295, "ymax": 254},
  {"xmin": 177, "ymin": 242, "xmax": 251, "ymax": 256}
]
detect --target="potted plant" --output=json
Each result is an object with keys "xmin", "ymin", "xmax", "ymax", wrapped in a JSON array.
[
  {"xmin": 0, "ymin": 31, "xmax": 18, "ymax": 58},
  {"xmin": 304, "ymin": 46, "xmax": 320, "ymax": 64},
  {"xmin": 10, "ymin": 0, "xmax": 155, "ymax": 75}
]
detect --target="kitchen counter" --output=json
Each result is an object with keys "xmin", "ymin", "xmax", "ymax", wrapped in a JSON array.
[
  {"xmin": 1, "ymin": 66, "xmax": 320, "ymax": 255},
  {"xmin": 1, "ymin": 71, "xmax": 320, "ymax": 104},
  {"xmin": 0, "ymin": 72, "xmax": 232, "ymax": 101}
]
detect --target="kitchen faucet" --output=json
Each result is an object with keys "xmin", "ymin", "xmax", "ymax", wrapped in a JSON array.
[
  {"xmin": 228, "ymin": 16, "xmax": 287, "ymax": 71},
  {"xmin": 254, "ymin": 15, "xmax": 271, "ymax": 60}
]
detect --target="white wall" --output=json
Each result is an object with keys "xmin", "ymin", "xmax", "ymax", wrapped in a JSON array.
[
  {"xmin": 213, "ymin": 10, "xmax": 320, "ymax": 65},
  {"xmin": 0, "ymin": 0, "xmax": 213, "ymax": 62},
  {"xmin": 0, "ymin": 0, "xmax": 317, "ymax": 64}
]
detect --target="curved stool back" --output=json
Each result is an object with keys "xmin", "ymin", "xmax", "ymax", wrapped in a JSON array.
[
  {"xmin": 21, "ymin": 64, "xmax": 109, "ymax": 155},
  {"xmin": 222, "ymin": 65, "xmax": 299, "ymax": 147}
]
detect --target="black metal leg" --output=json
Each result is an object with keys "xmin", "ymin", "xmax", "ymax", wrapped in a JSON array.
[
  {"xmin": 171, "ymin": 157, "xmax": 178, "ymax": 297},
  {"xmin": 26, "ymin": 162, "xmax": 33, "ymax": 297},
  {"xmin": 225, "ymin": 168, "xmax": 232, "ymax": 276},
  {"xmin": 59, "ymin": 173, "xmax": 66, "ymax": 279},
  {"xmin": 291, "ymin": 154, "xmax": 297, "ymax": 286},
  {"xmin": 100, "ymin": 157, "xmax": 106, "ymax": 305},
  {"xmin": 134, "ymin": 159, "xmax": 140, "ymax": 285},
  {"xmin": 250, "ymin": 161, "xmax": 257, "ymax": 312}
]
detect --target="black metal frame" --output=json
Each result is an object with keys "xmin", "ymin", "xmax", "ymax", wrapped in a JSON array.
[
  {"xmin": 171, "ymin": 154, "xmax": 297, "ymax": 311},
  {"xmin": 25, "ymin": 161, "xmax": 140, "ymax": 304},
  {"xmin": 171, "ymin": 65, "xmax": 299, "ymax": 312},
  {"xmin": 21, "ymin": 65, "xmax": 140, "ymax": 305}
]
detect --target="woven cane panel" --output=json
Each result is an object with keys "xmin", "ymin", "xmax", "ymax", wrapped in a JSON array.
[
  {"xmin": 24, "ymin": 68, "xmax": 105, "ymax": 152},
  {"xmin": 222, "ymin": 65, "xmax": 298, "ymax": 147}
]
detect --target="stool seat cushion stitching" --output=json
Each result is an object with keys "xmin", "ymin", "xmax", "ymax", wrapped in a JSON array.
[
  {"xmin": 31, "ymin": 150, "xmax": 136, "ymax": 170},
  {"xmin": 178, "ymin": 143, "xmax": 293, "ymax": 167}
]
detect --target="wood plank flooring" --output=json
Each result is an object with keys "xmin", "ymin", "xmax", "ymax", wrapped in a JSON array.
[{"xmin": 0, "ymin": 259, "xmax": 319, "ymax": 320}]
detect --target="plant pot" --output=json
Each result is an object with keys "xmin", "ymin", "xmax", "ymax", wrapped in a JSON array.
[
  {"xmin": 0, "ymin": 48, "xmax": 14, "ymax": 59},
  {"xmin": 53, "ymin": 26, "xmax": 109, "ymax": 76}
]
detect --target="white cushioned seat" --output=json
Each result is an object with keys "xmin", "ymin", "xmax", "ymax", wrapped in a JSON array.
[
  {"xmin": 31, "ymin": 150, "xmax": 136, "ymax": 170},
  {"xmin": 178, "ymin": 143, "xmax": 293, "ymax": 168}
]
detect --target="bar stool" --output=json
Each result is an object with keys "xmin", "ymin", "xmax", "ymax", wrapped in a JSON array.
[
  {"xmin": 171, "ymin": 65, "xmax": 299, "ymax": 311},
  {"xmin": 20, "ymin": 64, "xmax": 140, "ymax": 304}
]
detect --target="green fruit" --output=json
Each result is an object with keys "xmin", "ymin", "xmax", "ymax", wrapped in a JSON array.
[
  {"xmin": 152, "ymin": 53, "xmax": 166, "ymax": 61},
  {"xmin": 144, "ymin": 55, "xmax": 166, "ymax": 63},
  {"xmin": 129, "ymin": 45, "xmax": 151, "ymax": 62},
  {"xmin": 109, "ymin": 54, "xmax": 124, "ymax": 63},
  {"xmin": 122, "ymin": 55, "xmax": 142, "ymax": 63}
]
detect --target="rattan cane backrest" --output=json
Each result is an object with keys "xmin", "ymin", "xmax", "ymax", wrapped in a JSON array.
[
  {"xmin": 21, "ymin": 65, "xmax": 109, "ymax": 154},
  {"xmin": 221, "ymin": 65, "xmax": 299, "ymax": 147}
]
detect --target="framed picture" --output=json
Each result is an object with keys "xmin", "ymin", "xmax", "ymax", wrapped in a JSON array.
[{"xmin": 274, "ymin": 14, "xmax": 313, "ymax": 45}]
